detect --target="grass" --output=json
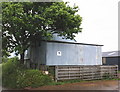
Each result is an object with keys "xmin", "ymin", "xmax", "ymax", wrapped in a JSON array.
[
  {"xmin": 48, "ymin": 77, "xmax": 120, "ymax": 86},
  {"xmin": 0, "ymin": 64, "xmax": 2, "ymax": 86},
  {"xmin": 49, "ymin": 79, "xmax": 103, "ymax": 86},
  {"xmin": 101, "ymin": 77, "xmax": 118, "ymax": 81},
  {"xmin": 48, "ymin": 79, "xmax": 83, "ymax": 86}
]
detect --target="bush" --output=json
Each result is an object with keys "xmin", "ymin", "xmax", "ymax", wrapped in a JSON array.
[
  {"xmin": 2, "ymin": 57, "xmax": 21, "ymax": 88},
  {"xmin": 2, "ymin": 57, "xmax": 53, "ymax": 88},
  {"xmin": 16, "ymin": 69, "xmax": 52, "ymax": 88}
]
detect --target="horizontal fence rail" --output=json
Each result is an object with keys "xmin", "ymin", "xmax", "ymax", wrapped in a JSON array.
[{"xmin": 55, "ymin": 65, "xmax": 118, "ymax": 81}]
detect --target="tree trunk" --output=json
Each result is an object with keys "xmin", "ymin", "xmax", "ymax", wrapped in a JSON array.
[{"xmin": 20, "ymin": 52, "xmax": 25, "ymax": 64}]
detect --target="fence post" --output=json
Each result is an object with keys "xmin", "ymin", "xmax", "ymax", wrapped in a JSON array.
[
  {"xmin": 116, "ymin": 65, "xmax": 118, "ymax": 78},
  {"xmin": 55, "ymin": 65, "xmax": 58, "ymax": 82},
  {"xmin": 100, "ymin": 66, "xmax": 102, "ymax": 79}
]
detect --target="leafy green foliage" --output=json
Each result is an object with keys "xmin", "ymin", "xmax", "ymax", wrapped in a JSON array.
[
  {"xmin": 2, "ymin": 57, "xmax": 21, "ymax": 88},
  {"xmin": 0, "ymin": 64, "xmax": 2, "ymax": 86},
  {"xmin": 2, "ymin": 2, "xmax": 82, "ymax": 62},
  {"xmin": 2, "ymin": 57, "xmax": 52, "ymax": 88},
  {"xmin": 17, "ymin": 69, "xmax": 52, "ymax": 88}
]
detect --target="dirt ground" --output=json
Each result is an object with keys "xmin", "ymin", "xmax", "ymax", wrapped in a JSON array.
[{"xmin": 24, "ymin": 80, "xmax": 119, "ymax": 90}]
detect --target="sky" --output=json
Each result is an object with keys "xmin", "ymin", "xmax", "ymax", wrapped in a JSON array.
[{"xmin": 63, "ymin": 0, "xmax": 119, "ymax": 52}]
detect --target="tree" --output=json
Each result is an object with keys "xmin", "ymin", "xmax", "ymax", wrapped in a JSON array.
[{"xmin": 2, "ymin": 2, "xmax": 82, "ymax": 64}]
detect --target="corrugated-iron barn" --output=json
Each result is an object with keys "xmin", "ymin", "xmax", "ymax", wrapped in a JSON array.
[
  {"xmin": 25, "ymin": 34, "xmax": 103, "ymax": 66},
  {"xmin": 102, "ymin": 51, "xmax": 120, "ymax": 70},
  {"xmin": 25, "ymin": 34, "xmax": 118, "ymax": 81}
]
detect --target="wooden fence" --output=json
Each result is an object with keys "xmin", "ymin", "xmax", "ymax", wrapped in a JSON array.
[{"xmin": 55, "ymin": 65, "xmax": 118, "ymax": 81}]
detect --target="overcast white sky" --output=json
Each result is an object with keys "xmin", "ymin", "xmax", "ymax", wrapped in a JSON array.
[{"xmin": 64, "ymin": 0, "xmax": 119, "ymax": 52}]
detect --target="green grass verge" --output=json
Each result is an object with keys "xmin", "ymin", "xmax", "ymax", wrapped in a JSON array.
[
  {"xmin": 48, "ymin": 79, "xmax": 82, "ymax": 86},
  {"xmin": 0, "ymin": 64, "xmax": 2, "ymax": 86},
  {"xmin": 48, "ymin": 78, "xmax": 119, "ymax": 86}
]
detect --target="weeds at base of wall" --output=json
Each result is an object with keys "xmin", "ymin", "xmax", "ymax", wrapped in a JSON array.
[
  {"xmin": 48, "ymin": 78, "xmax": 119, "ymax": 86},
  {"xmin": 102, "ymin": 73, "xmax": 117, "ymax": 80}
]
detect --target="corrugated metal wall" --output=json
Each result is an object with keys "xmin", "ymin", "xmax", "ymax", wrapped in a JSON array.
[
  {"xmin": 26, "ymin": 41, "xmax": 102, "ymax": 66},
  {"xmin": 46, "ymin": 42, "xmax": 102, "ymax": 65}
]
